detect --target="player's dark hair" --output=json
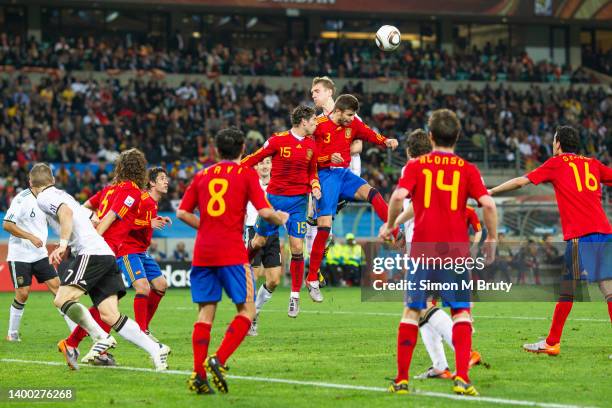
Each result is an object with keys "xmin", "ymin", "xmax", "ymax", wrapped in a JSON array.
[
  {"xmin": 405, "ymin": 129, "xmax": 432, "ymax": 159},
  {"xmin": 114, "ymin": 148, "xmax": 147, "ymax": 189},
  {"xmin": 554, "ymin": 126, "xmax": 580, "ymax": 154},
  {"xmin": 148, "ymin": 167, "xmax": 167, "ymax": 189},
  {"xmin": 428, "ymin": 109, "xmax": 461, "ymax": 147},
  {"xmin": 291, "ymin": 105, "xmax": 316, "ymax": 126},
  {"xmin": 334, "ymin": 94, "xmax": 359, "ymax": 113},
  {"xmin": 312, "ymin": 76, "xmax": 336, "ymax": 95},
  {"xmin": 215, "ymin": 127, "xmax": 245, "ymax": 160},
  {"xmin": 29, "ymin": 163, "xmax": 54, "ymax": 187}
]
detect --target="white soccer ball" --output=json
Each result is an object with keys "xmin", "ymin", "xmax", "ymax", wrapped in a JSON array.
[{"xmin": 375, "ymin": 25, "xmax": 401, "ymax": 52}]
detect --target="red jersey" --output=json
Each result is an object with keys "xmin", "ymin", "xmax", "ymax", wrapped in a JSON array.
[
  {"xmin": 398, "ymin": 152, "xmax": 489, "ymax": 254},
  {"xmin": 241, "ymin": 130, "xmax": 319, "ymax": 195},
  {"xmin": 526, "ymin": 153, "xmax": 612, "ymax": 240},
  {"xmin": 179, "ymin": 161, "xmax": 271, "ymax": 266},
  {"xmin": 117, "ymin": 191, "xmax": 157, "ymax": 257},
  {"xmin": 88, "ymin": 185, "xmax": 114, "ymax": 218},
  {"xmin": 90, "ymin": 181, "xmax": 141, "ymax": 255},
  {"xmin": 466, "ymin": 206, "xmax": 482, "ymax": 233},
  {"xmin": 313, "ymin": 115, "xmax": 387, "ymax": 169}
]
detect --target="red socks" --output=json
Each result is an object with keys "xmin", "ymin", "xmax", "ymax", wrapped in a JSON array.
[
  {"xmin": 192, "ymin": 322, "xmax": 212, "ymax": 378},
  {"xmin": 66, "ymin": 306, "xmax": 111, "ymax": 348},
  {"xmin": 395, "ymin": 322, "xmax": 418, "ymax": 383},
  {"xmin": 290, "ymin": 254, "xmax": 304, "ymax": 292},
  {"xmin": 215, "ymin": 315, "xmax": 252, "ymax": 365},
  {"xmin": 546, "ymin": 300, "xmax": 574, "ymax": 345},
  {"xmin": 134, "ymin": 294, "xmax": 149, "ymax": 331},
  {"xmin": 606, "ymin": 296, "xmax": 612, "ymax": 323},
  {"xmin": 307, "ymin": 227, "xmax": 330, "ymax": 282},
  {"xmin": 368, "ymin": 189, "xmax": 389, "ymax": 223},
  {"xmin": 452, "ymin": 321, "xmax": 473, "ymax": 381},
  {"xmin": 147, "ymin": 289, "xmax": 165, "ymax": 327}
]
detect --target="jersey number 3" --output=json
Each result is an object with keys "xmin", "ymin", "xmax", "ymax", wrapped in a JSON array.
[{"xmin": 207, "ymin": 178, "xmax": 229, "ymax": 217}]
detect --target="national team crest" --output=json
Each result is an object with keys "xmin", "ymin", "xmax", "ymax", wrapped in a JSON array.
[
  {"xmin": 345, "ymin": 128, "xmax": 352, "ymax": 139},
  {"xmin": 306, "ymin": 149, "xmax": 313, "ymax": 160}
]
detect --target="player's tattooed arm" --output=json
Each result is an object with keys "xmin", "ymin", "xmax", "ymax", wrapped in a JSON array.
[
  {"xmin": 393, "ymin": 202, "xmax": 414, "ymax": 227},
  {"xmin": 176, "ymin": 209, "xmax": 199, "ymax": 229},
  {"xmin": 489, "ymin": 176, "xmax": 530, "ymax": 196}
]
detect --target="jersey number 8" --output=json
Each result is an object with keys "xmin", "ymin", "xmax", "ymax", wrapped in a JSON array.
[{"xmin": 207, "ymin": 178, "xmax": 229, "ymax": 217}]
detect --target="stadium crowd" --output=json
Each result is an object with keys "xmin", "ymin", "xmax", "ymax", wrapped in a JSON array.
[
  {"xmin": 0, "ymin": 70, "xmax": 610, "ymax": 211},
  {"xmin": 0, "ymin": 33, "xmax": 602, "ymax": 83}
]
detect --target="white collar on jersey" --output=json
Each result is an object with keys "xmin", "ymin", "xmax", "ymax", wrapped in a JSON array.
[{"xmin": 290, "ymin": 130, "xmax": 305, "ymax": 141}]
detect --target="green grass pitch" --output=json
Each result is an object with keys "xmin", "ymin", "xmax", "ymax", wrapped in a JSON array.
[{"xmin": 0, "ymin": 287, "xmax": 610, "ymax": 407}]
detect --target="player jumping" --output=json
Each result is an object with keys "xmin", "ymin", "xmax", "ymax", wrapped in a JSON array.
[
  {"xmin": 178, "ymin": 128, "xmax": 289, "ymax": 395},
  {"xmin": 242, "ymin": 105, "xmax": 320, "ymax": 319},
  {"xmin": 381, "ymin": 110, "xmax": 497, "ymax": 396},
  {"xmin": 307, "ymin": 94, "xmax": 399, "ymax": 302},
  {"xmin": 490, "ymin": 125, "xmax": 612, "ymax": 356},
  {"xmin": 29, "ymin": 163, "xmax": 170, "ymax": 372},
  {"xmin": 115, "ymin": 167, "xmax": 171, "ymax": 337}
]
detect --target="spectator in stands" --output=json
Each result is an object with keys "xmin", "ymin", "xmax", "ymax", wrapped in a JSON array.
[
  {"xmin": 173, "ymin": 241, "xmax": 190, "ymax": 262},
  {"xmin": 149, "ymin": 240, "xmax": 167, "ymax": 263}
]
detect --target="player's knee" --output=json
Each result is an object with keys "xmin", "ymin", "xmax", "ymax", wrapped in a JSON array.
[
  {"xmin": 152, "ymin": 277, "xmax": 168, "ymax": 292},
  {"xmin": 290, "ymin": 241, "xmax": 303, "ymax": 254},
  {"xmin": 132, "ymin": 279, "xmax": 151, "ymax": 296},
  {"xmin": 99, "ymin": 308, "xmax": 120, "ymax": 326},
  {"xmin": 316, "ymin": 217, "xmax": 332, "ymax": 228},
  {"xmin": 450, "ymin": 308, "xmax": 471, "ymax": 323},
  {"xmin": 45, "ymin": 278, "xmax": 60, "ymax": 295},
  {"xmin": 266, "ymin": 271, "xmax": 282, "ymax": 290},
  {"xmin": 15, "ymin": 287, "xmax": 30, "ymax": 303}
]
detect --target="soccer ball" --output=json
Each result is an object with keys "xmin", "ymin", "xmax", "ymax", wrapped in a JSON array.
[{"xmin": 375, "ymin": 25, "xmax": 401, "ymax": 52}]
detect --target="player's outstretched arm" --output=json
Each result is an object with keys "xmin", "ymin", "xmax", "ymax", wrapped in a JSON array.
[
  {"xmin": 489, "ymin": 176, "xmax": 530, "ymax": 196},
  {"xmin": 350, "ymin": 140, "xmax": 363, "ymax": 155},
  {"xmin": 259, "ymin": 208, "xmax": 289, "ymax": 226},
  {"xmin": 2, "ymin": 221, "xmax": 43, "ymax": 248},
  {"xmin": 478, "ymin": 195, "xmax": 498, "ymax": 265},
  {"xmin": 176, "ymin": 209, "xmax": 199, "ymax": 229}
]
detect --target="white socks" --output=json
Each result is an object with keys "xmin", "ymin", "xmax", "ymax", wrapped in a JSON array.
[
  {"xmin": 58, "ymin": 309, "xmax": 78, "ymax": 332},
  {"xmin": 113, "ymin": 316, "xmax": 159, "ymax": 356},
  {"xmin": 420, "ymin": 324, "xmax": 449, "ymax": 371},
  {"xmin": 255, "ymin": 284, "xmax": 273, "ymax": 312},
  {"xmin": 290, "ymin": 291, "xmax": 300, "ymax": 299},
  {"xmin": 8, "ymin": 299, "xmax": 25, "ymax": 335},
  {"xmin": 428, "ymin": 308, "xmax": 454, "ymax": 349},
  {"xmin": 62, "ymin": 301, "xmax": 106, "ymax": 341}
]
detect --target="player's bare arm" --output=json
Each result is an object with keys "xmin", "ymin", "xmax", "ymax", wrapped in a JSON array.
[
  {"xmin": 96, "ymin": 211, "xmax": 118, "ymax": 235},
  {"xmin": 394, "ymin": 202, "xmax": 414, "ymax": 227},
  {"xmin": 258, "ymin": 208, "xmax": 289, "ymax": 226},
  {"xmin": 350, "ymin": 140, "xmax": 363, "ymax": 155},
  {"xmin": 49, "ymin": 204, "xmax": 73, "ymax": 265},
  {"xmin": 176, "ymin": 209, "xmax": 200, "ymax": 229},
  {"xmin": 379, "ymin": 187, "xmax": 407, "ymax": 240},
  {"xmin": 477, "ymin": 195, "xmax": 498, "ymax": 265},
  {"xmin": 3, "ymin": 221, "xmax": 43, "ymax": 248},
  {"xmin": 489, "ymin": 176, "xmax": 530, "ymax": 195}
]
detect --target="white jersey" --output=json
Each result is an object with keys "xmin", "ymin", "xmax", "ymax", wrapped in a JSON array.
[
  {"xmin": 246, "ymin": 179, "xmax": 268, "ymax": 227},
  {"xmin": 36, "ymin": 186, "xmax": 114, "ymax": 257},
  {"xmin": 4, "ymin": 189, "xmax": 49, "ymax": 263}
]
